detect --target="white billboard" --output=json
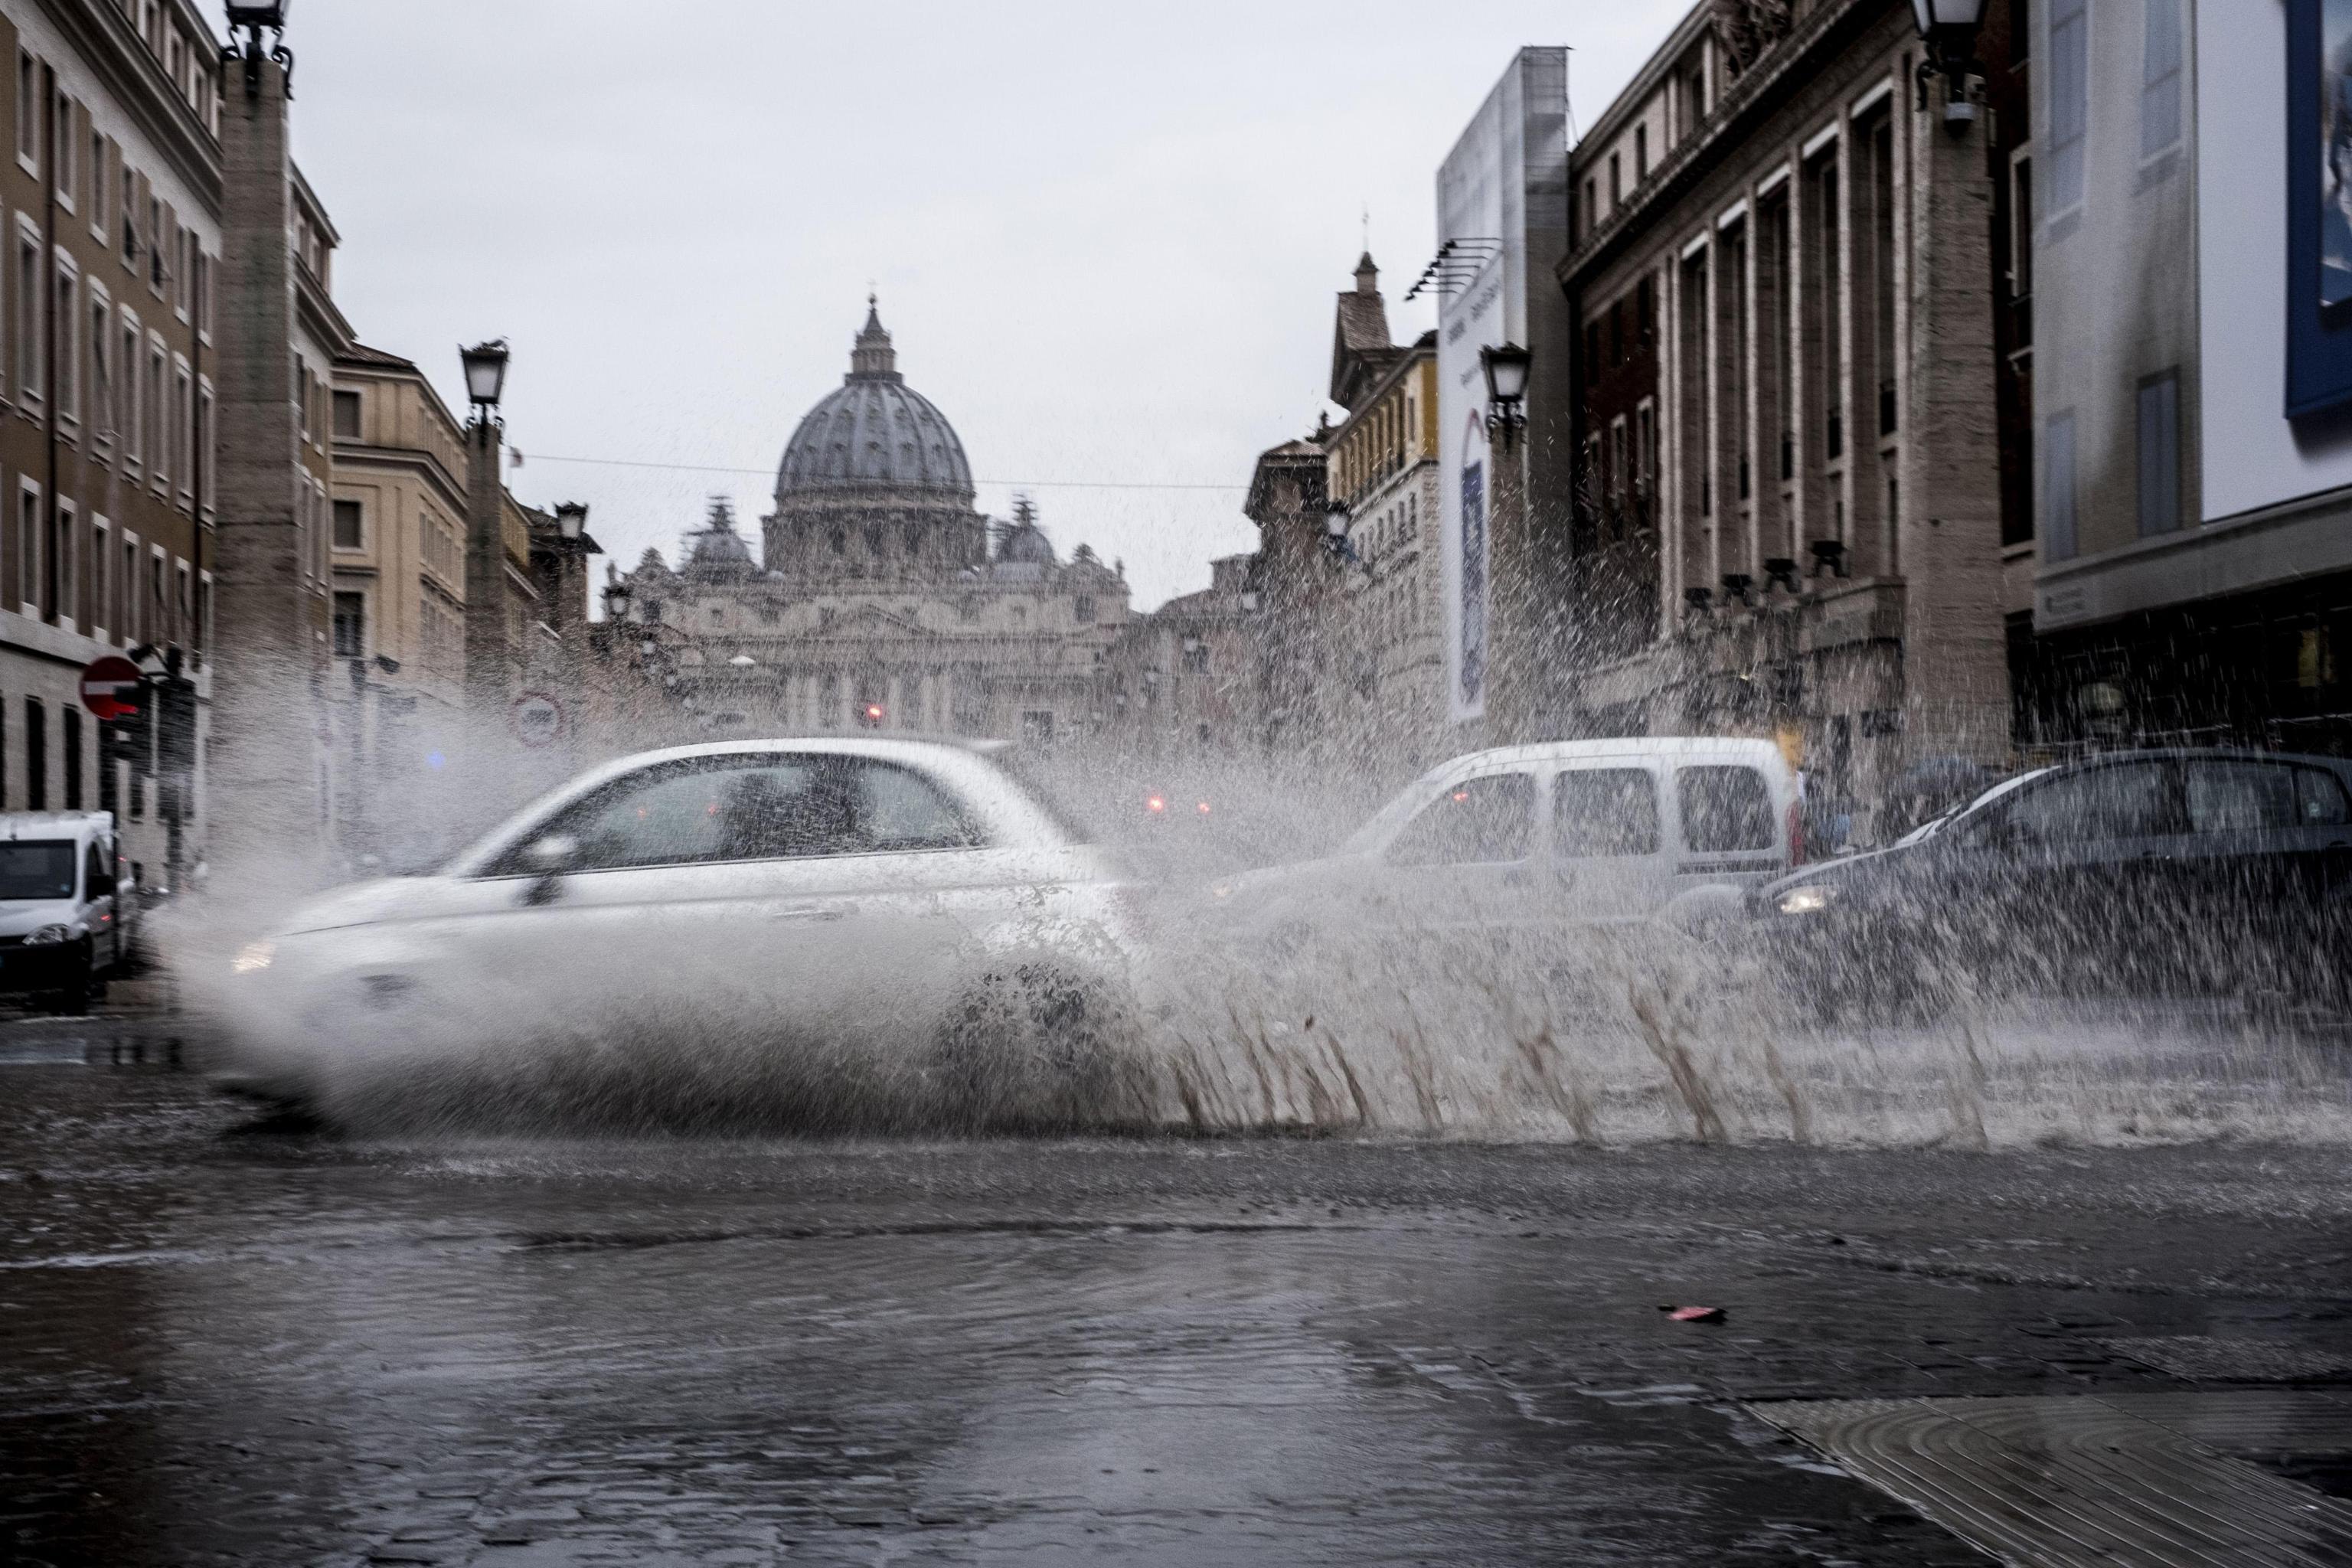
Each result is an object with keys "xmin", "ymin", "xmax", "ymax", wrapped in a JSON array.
[{"xmin": 1435, "ymin": 47, "xmax": 1571, "ymax": 727}]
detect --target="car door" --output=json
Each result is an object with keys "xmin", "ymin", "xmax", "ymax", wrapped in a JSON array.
[
  {"xmin": 420, "ymin": 753, "xmax": 894, "ymax": 1045},
  {"xmin": 1550, "ymin": 763, "xmax": 1670, "ymax": 924},
  {"xmin": 2178, "ymin": 757, "xmax": 2352, "ymax": 991},
  {"xmin": 80, "ymin": 839, "xmax": 118, "ymax": 972},
  {"xmin": 1671, "ymin": 762, "xmax": 1783, "ymax": 896},
  {"xmin": 1988, "ymin": 758, "xmax": 2184, "ymax": 996},
  {"xmin": 1374, "ymin": 769, "xmax": 1543, "ymax": 943}
]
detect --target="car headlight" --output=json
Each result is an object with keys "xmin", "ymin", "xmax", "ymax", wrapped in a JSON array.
[
  {"xmin": 1210, "ymin": 884, "xmax": 1232, "ymax": 900},
  {"xmin": 1775, "ymin": 885, "xmax": 1836, "ymax": 916},
  {"xmin": 232, "ymin": 939, "xmax": 276, "ymax": 974},
  {"xmin": 23, "ymin": 923, "xmax": 74, "ymax": 946}
]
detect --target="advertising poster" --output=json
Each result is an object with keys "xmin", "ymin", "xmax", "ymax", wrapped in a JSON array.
[
  {"xmin": 2289, "ymin": 0, "xmax": 2352, "ymax": 413},
  {"xmin": 1434, "ymin": 47, "xmax": 1569, "ymax": 725}
]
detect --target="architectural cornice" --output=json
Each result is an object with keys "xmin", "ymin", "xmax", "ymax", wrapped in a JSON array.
[
  {"xmin": 1557, "ymin": 0, "xmax": 1883, "ymax": 296},
  {"xmin": 38, "ymin": 0, "xmax": 222, "ymax": 207}
]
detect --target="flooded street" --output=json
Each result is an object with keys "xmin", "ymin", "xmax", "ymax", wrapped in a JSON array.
[{"xmin": 8, "ymin": 1026, "xmax": 2352, "ymax": 1566}]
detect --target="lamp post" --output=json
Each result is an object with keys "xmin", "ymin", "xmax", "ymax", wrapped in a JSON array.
[
  {"xmin": 1478, "ymin": 341, "xmax": 1535, "ymax": 743},
  {"xmin": 1909, "ymin": 0, "xmax": 1988, "ymax": 122},
  {"xmin": 459, "ymin": 341, "xmax": 511, "ymax": 717}
]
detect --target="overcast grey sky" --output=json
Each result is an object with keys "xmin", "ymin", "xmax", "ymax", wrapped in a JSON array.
[{"xmin": 223, "ymin": 1, "xmax": 1685, "ymax": 609}]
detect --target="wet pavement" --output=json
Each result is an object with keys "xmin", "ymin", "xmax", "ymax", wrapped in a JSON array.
[{"xmin": 5, "ymin": 1021, "xmax": 2352, "ymax": 1565}]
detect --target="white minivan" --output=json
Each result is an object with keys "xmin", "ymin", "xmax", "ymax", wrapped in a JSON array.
[
  {"xmin": 1211, "ymin": 738, "xmax": 1803, "ymax": 952},
  {"xmin": 0, "ymin": 812, "xmax": 133, "ymax": 1012}
]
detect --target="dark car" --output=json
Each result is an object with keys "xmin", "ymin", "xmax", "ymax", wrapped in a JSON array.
[{"xmin": 1752, "ymin": 749, "xmax": 2352, "ymax": 1019}]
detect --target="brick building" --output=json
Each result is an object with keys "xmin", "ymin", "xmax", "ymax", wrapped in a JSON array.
[{"xmin": 1558, "ymin": 0, "xmax": 2029, "ymax": 840}]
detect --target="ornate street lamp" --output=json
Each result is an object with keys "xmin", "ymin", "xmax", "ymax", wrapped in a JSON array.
[
  {"xmin": 1910, "ymin": 0, "xmax": 1987, "ymax": 122},
  {"xmin": 1481, "ymin": 342, "xmax": 1532, "ymax": 449},
  {"xmin": 459, "ymin": 338, "xmax": 509, "ymax": 423},
  {"xmin": 1322, "ymin": 498, "xmax": 1352, "ymax": 560},
  {"xmin": 226, "ymin": 1, "xmax": 291, "ymax": 96},
  {"xmin": 554, "ymin": 501, "xmax": 588, "ymax": 541}
]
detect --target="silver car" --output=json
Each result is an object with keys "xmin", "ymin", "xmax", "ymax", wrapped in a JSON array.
[{"xmin": 217, "ymin": 738, "xmax": 1153, "ymax": 1129}]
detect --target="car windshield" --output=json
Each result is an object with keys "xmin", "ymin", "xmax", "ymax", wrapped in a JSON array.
[{"xmin": 0, "ymin": 841, "xmax": 77, "ymax": 901}]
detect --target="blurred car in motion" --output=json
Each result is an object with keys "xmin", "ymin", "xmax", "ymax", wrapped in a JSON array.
[
  {"xmin": 0, "ymin": 812, "xmax": 133, "ymax": 1014},
  {"xmin": 216, "ymin": 739, "xmax": 1152, "ymax": 1125},
  {"xmin": 1753, "ymin": 748, "xmax": 2352, "ymax": 1019},
  {"xmin": 1209, "ymin": 738, "xmax": 1802, "ymax": 956}
]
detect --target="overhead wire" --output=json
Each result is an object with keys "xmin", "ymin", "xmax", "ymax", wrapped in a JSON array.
[{"xmin": 514, "ymin": 450, "xmax": 1245, "ymax": 492}]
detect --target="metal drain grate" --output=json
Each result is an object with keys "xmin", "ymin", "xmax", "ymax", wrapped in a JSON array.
[{"xmin": 1751, "ymin": 1392, "xmax": 2352, "ymax": 1566}]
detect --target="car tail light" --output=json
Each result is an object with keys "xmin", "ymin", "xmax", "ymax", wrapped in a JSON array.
[
  {"xmin": 1145, "ymin": 795, "xmax": 1166, "ymax": 815},
  {"xmin": 1786, "ymin": 798, "xmax": 1806, "ymax": 865}
]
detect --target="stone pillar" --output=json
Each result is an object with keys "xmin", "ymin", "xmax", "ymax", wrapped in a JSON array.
[
  {"xmin": 464, "ymin": 420, "xmax": 508, "ymax": 716},
  {"xmin": 208, "ymin": 52, "xmax": 325, "ymax": 893},
  {"xmin": 1896, "ymin": 83, "xmax": 2009, "ymax": 765}
]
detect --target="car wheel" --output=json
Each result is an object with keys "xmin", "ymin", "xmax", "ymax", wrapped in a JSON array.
[{"xmin": 932, "ymin": 963, "xmax": 1131, "ymax": 1132}]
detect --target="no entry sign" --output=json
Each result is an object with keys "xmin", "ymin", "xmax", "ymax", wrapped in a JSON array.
[
  {"xmin": 510, "ymin": 690, "xmax": 566, "ymax": 747},
  {"xmin": 79, "ymin": 655, "xmax": 143, "ymax": 720}
]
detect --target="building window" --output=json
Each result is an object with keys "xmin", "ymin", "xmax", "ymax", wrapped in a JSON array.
[
  {"xmin": 24, "ymin": 698, "xmax": 44, "ymax": 811},
  {"xmin": 147, "ymin": 345, "xmax": 166, "ymax": 487},
  {"xmin": 1635, "ymin": 123, "xmax": 1648, "ymax": 181},
  {"xmin": 332, "ymin": 591, "xmax": 364, "ymax": 658},
  {"xmin": 121, "ymin": 319, "xmax": 142, "ymax": 463},
  {"xmin": 1073, "ymin": 595, "xmax": 1096, "ymax": 624},
  {"xmin": 2136, "ymin": 370, "xmax": 2180, "ymax": 537},
  {"xmin": 54, "ymin": 263, "xmax": 76, "ymax": 423},
  {"xmin": 52, "ymin": 92, "xmax": 73, "ymax": 206},
  {"xmin": 2048, "ymin": 0, "xmax": 2088, "ymax": 216},
  {"xmin": 15, "ymin": 51, "xmax": 37, "ymax": 172},
  {"xmin": 53, "ymin": 498, "xmax": 73, "ymax": 625},
  {"xmin": 2043, "ymin": 410, "xmax": 2079, "ymax": 560},
  {"xmin": 62, "ymin": 707, "xmax": 80, "ymax": 812},
  {"xmin": 2141, "ymin": 0, "xmax": 2183, "ymax": 159},
  {"xmin": 15, "ymin": 230, "xmax": 41, "ymax": 400},
  {"xmin": 197, "ymin": 383, "xmax": 214, "ymax": 511},
  {"xmin": 1609, "ymin": 151, "xmax": 1621, "ymax": 207},
  {"xmin": 16, "ymin": 482, "xmax": 38, "ymax": 612},
  {"xmin": 332, "ymin": 388, "xmax": 360, "ymax": 439},
  {"xmin": 332, "ymin": 498, "xmax": 362, "ymax": 550},
  {"xmin": 89, "ymin": 293, "xmax": 111, "ymax": 439}
]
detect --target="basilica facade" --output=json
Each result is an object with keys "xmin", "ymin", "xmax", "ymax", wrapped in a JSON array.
[{"xmin": 612, "ymin": 303, "xmax": 1130, "ymax": 743}]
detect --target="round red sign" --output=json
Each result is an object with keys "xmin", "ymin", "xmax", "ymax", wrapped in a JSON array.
[{"xmin": 79, "ymin": 655, "xmax": 144, "ymax": 720}]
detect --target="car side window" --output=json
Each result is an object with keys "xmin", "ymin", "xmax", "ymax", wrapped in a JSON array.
[
  {"xmin": 509, "ymin": 756, "xmax": 851, "ymax": 873},
  {"xmin": 2004, "ymin": 761, "xmax": 2177, "ymax": 844},
  {"xmin": 1553, "ymin": 768, "xmax": 1660, "ymax": 858},
  {"xmin": 851, "ymin": 761, "xmax": 975, "ymax": 852},
  {"xmin": 2295, "ymin": 766, "xmax": 2352, "ymax": 827},
  {"xmin": 82, "ymin": 842, "xmax": 109, "ymax": 899},
  {"xmin": 1387, "ymin": 773, "xmax": 1534, "ymax": 866},
  {"xmin": 2185, "ymin": 761, "xmax": 2298, "ymax": 833},
  {"xmin": 1677, "ymin": 765, "xmax": 1775, "ymax": 853}
]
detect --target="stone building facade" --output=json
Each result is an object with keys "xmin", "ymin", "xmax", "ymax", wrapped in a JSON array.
[
  {"xmin": 0, "ymin": 0, "xmax": 244, "ymax": 885},
  {"xmin": 1558, "ymin": 0, "xmax": 2028, "ymax": 839},
  {"xmin": 612, "ymin": 304, "xmax": 1129, "ymax": 744},
  {"xmin": 2024, "ymin": 1, "xmax": 2352, "ymax": 758},
  {"xmin": 1325, "ymin": 254, "xmax": 1443, "ymax": 780},
  {"xmin": 1096, "ymin": 553, "xmax": 1259, "ymax": 761}
]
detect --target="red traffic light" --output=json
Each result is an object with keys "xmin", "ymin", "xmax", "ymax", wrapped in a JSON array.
[
  {"xmin": 1145, "ymin": 795, "xmax": 1166, "ymax": 814},
  {"xmin": 858, "ymin": 702, "xmax": 887, "ymax": 728}
]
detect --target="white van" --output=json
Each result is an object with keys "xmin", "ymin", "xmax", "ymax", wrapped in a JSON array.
[
  {"xmin": 1213, "ymin": 738, "xmax": 1802, "ymax": 950},
  {"xmin": 0, "ymin": 812, "xmax": 132, "ymax": 1012}
]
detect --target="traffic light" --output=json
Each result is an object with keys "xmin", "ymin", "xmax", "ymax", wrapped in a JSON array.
[{"xmin": 858, "ymin": 701, "xmax": 885, "ymax": 729}]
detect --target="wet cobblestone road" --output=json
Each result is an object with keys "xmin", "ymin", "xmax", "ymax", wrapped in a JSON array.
[{"xmin": 5, "ymin": 1027, "xmax": 2352, "ymax": 1565}]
